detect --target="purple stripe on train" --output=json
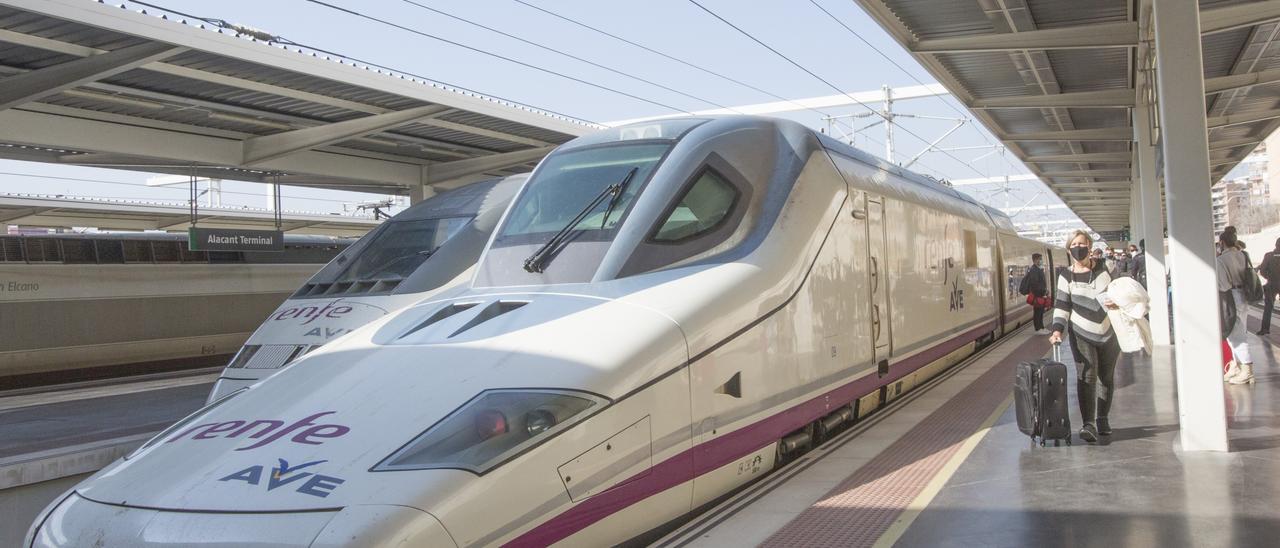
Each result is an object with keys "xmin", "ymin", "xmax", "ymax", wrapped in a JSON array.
[{"xmin": 504, "ymin": 320, "xmax": 996, "ymax": 547}]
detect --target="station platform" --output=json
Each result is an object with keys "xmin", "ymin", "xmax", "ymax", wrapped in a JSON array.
[
  {"xmin": 0, "ymin": 370, "xmax": 214, "ymax": 459},
  {"xmin": 657, "ymin": 318, "xmax": 1280, "ymax": 548}
]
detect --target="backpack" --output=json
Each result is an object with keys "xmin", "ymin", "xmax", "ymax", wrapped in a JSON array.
[
  {"xmin": 1242, "ymin": 254, "xmax": 1265, "ymax": 303},
  {"xmin": 1018, "ymin": 271, "xmax": 1031, "ymax": 296}
]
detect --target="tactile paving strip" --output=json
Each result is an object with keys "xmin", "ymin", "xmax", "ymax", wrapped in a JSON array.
[{"xmin": 762, "ymin": 336, "xmax": 1049, "ymax": 547}]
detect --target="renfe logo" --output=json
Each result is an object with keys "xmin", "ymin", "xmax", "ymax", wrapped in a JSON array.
[
  {"xmin": 272, "ymin": 301, "xmax": 354, "ymax": 326},
  {"xmin": 219, "ymin": 458, "xmax": 345, "ymax": 498},
  {"xmin": 165, "ymin": 411, "xmax": 351, "ymax": 451}
]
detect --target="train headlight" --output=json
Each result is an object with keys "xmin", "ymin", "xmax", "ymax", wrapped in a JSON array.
[{"xmin": 373, "ymin": 389, "xmax": 608, "ymax": 474}]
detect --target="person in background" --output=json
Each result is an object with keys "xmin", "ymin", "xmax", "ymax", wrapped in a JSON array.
[
  {"xmin": 1217, "ymin": 228, "xmax": 1256, "ymax": 385},
  {"xmin": 1258, "ymin": 238, "xmax": 1280, "ymax": 336},
  {"xmin": 1021, "ymin": 253, "xmax": 1049, "ymax": 331},
  {"xmin": 1104, "ymin": 248, "xmax": 1118, "ymax": 275},
  {"xmin": 1115, "ymin": 247, "xmax": 1132, "ymax": 278},
  {"xmin": 1050, "ymin": 230, "xmax": 1121, "ymax": 443},
  {"xmin": 1128, "ymin": 242, "xmax": 1146, "ymax": 287}
]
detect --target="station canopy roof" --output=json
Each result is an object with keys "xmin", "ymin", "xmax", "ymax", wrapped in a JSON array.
[
  {"xmin": 0, "ymin": 193, "xmax": 380, "ymax": 237},
  {"xmin": 0, "ymin": 0, "xmax": 597, "ymax": 196},
  {"xmin": 856, "ymin": 0, "xmax": 1280, "ymax": 232}
]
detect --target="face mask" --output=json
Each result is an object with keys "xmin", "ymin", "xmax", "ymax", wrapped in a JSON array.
[{"xmin": 1071, "ymin": 247, "xmax": 1090, "ymax": 261}]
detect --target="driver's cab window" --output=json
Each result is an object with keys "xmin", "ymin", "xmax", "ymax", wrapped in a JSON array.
[{"xmin": 652, "ymin": 169, "xmax": 737, "ymax": 243}]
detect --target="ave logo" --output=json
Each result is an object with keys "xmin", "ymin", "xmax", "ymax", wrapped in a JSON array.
[
  {"xmin": 949, "ymin": 278, "xmax": 965, "ymax": 311},
  {"xmin": 219, "ymin": 458, "xmax": 345, "ymax": 498}
]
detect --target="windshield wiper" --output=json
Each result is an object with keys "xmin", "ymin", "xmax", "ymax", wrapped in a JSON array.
[{"xmin": 523, "ymin": 167, "xmax": 638, "ymax": 274}]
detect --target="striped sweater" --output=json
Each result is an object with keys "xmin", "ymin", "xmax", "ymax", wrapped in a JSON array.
[{"xmin": 1052, "ymin": 260, "xmax": 1114, "ymax": 346}]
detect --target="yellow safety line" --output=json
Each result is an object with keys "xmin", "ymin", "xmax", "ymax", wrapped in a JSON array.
[{"xmin": 872, "ymin": 392, "xmax": 1015, "ymax": 548}]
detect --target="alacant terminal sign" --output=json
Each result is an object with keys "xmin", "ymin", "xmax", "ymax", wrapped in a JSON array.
[{"xmin": 189, "ymin": 227, "xmax": 284, "ymax": 252}]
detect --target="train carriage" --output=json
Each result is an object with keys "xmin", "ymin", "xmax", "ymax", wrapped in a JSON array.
[
  {"xmin": 0, "ymin": 232, "xmax": 349, "ymax": 387},
  {"xmin": 208, "ymin": 175, "xmax": 524, "ymax": 399},
  {"xmin": 29, "ymin": 117, "xmax": 1061, "ymax": 547}
]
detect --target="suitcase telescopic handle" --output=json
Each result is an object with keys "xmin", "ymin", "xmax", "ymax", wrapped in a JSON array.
[{"xmin": 1052, "ymin": 342, "xmax": 1061, "ymax": 362}]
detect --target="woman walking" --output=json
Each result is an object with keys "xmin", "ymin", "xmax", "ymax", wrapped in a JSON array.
[
  {"xmin": 1218, "ymin": 228, "xmax": 1256, "ymax": 384},
  {"xmin": 1050, "ymin": 230, "xmax": 1121, "ymax": 443}
]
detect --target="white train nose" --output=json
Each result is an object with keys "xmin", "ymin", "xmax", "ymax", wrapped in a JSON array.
[{"xmin": 30, "ymin": 493, "xmax": 456, "ymax": 548}]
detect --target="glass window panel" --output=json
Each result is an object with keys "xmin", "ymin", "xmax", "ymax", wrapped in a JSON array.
[
  {"xmin": 653, "ymin": 170, "xmax": 737, "ymax": 242},
  {"xmin": 334, "ymin": 216, "xmax": 472, "ymax": 281},
  {"xmin": 499, "ymin": 144, "xmax": 670, "ymax": 240}
]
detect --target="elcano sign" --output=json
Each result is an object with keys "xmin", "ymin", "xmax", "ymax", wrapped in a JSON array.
[{"xmin": 189, "ymin": 227, "xmax": 284, "ymax": 252}]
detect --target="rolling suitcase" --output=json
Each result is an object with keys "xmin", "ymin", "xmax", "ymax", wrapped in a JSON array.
[{"xmin": 1014, "ymin": 343, "xmax": 1072, "ymax": 447}]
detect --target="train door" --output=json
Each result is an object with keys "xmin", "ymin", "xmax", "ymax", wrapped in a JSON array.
[
  {"xmin": 995, "ymin": 240, "xmax": 1006, "ymax": 336},
  {"xmin": 867, "ymin": 197, "xmax": 891, "ymax": 371}
]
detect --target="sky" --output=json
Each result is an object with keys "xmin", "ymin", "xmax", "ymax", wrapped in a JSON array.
[{"xmin": 0, "ymin": 0, "xmax": 1072, "ymax": 228}]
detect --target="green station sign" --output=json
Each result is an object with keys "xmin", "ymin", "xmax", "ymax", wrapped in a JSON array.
[{"xmin": 188, "ymin": 227, "xmax": 285, "ymax": 252}]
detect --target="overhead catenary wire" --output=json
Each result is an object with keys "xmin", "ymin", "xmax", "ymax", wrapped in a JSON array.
[
  {"xmin": 397, "ymin": 0, "xmax": 739, "ymax": 113},
  {"xmin": 303, "ymin": 0, "xmax": 691, "ymax": 115},
  {"xmin": 686, "ymin": 0, "xmax": 992, "ymax": 180},
  {"xmin": 125, "ymin": 0, "xmax": 596, "ymax": 124},
  {"xmin": 115, "ymin": 0, "xmax": 956, "ymax": 181},
  {"xmin": 506, "ymin": 1, "xmax": 949, "ymax": 178},
  {"xmin": 509, "ymin": 0, "xmax": 836, "ymax": 118},
  {"xmin": 806, "ymin": 0, "xmax": 1024, "ymax": 175}
]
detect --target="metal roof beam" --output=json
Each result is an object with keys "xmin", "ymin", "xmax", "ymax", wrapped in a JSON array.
[
  {"xmin": 1040, "ymin": 169, "xmax": 1132, "ymax": 178},
  {"xmin": 1063, "ymin": 194, "xmax": 1133, "ymax": 199},
  {"xmin": 910, "ymin": 21, "xmax": 1137, "ymax": 53},
  {"xmin": 1204, "ymin": 68, "xmax": 1280, "ymax": 95},
  {"xmin": 1002, "ymin": 128, "xmax": 1133, "ymax": 141},
  {"xmin": 1050, "ymin": 181, "xmax": 1131, "ymax": 188},
  {"xmin": 0, "ymin": 42, "xmax": 184, "ymax": 111},
  {"xmin": 0, "ymin": 207, "xmax": 52, "ymax": 223},
  {"xmin": 0, "ymin": 25, "xmax": 571, "ymax": 148},
  {"xmin": 1209, "ymin": 137, "xmax": 1263, "ymax": 151},
  {"xmin": 1200, "ymin": 0, "xmax": 1280, "ymax": 35},
  {"xmin": 971, "ymin": 89, "xmax": 1135, "ymax": 109},
  {"xmin": 1025, "ymin": 152, "xmax": 1132, "ymax": 163},
  {"xmin": 242, "ymin": 105, "xmax": 450, "ymax": 165},
  {"xmin": 426, "ymin": 146, "xmax": 554, "ymax": 186},
  {"xmin": 1206, "ymin": 108, "xmax": 1280, "ymax": 129},
  {"xmin": 0, "ymin": 107, "xmax": 422, "ymax": 190},
  {"xmin": 414, "ymin": 119, "xmax": 552, "ymax": 147}
]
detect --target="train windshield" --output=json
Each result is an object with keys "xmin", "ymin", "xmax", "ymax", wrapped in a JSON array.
[
  {"xmin": 335, "ymin": 216, "xmax": 471, "ymax": 281},
  {"xmin": 498, "ymin": 144, "xmax": 667, "ymax": 241},
  {"xmin": 477, "ymin": 119, "xmax": 706, "ymax": 286}
]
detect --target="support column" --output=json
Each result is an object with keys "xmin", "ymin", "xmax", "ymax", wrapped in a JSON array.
[
  {"xmin": 1135, "ymin": 100, "xmax": 1171, "ymax": 346},
  {"xmin": 1153, "ymin": 0, "xmax": 1228, "ymax": 452},
  {"xmin": 409, "ymin": 167, "xmax": 436, "ymax": 205}
]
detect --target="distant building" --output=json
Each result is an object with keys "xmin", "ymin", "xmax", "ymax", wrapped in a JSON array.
[{"xmin": 1210, "ymin": 137, "xmax": 1276, "ymax": 235}]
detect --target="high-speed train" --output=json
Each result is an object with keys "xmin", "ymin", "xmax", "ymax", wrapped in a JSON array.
[
  {"xmin": 0, "ymin": 232, "xmax": 349, "ymax": 388},
  {"xmin": 208, "ymin": 175, "xmax": 524, "ymax": 399},
  {"xmin": 29, "ymin": 117, "xmax": 1063, "ymax": 547}
]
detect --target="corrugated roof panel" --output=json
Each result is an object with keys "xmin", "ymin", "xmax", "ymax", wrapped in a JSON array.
[
  {"xmin": 988, "ymin": 109, "xmax": 1054, "ymax": 134},
  {"xmin": 441, "ymin": 111, "xmax": 570, "ymax": 144},
  {"xmin": 163, "ymin": 51, "xmax": 424, "ymax": 112},
  {"xmin": 1068, "ymin": 108, "xmax": 1131, "ymax": 130},
  {"xmin": 1026, "ymin": 0, "xmax": 1128, "ymax": 28},
  {"xmin": 1046, "ymin": 49, "xmax": 1131, "ymax": 93},
  {"xmin": 394, "ymin": 122, "xmax": 526, "ymax": 152},
  {"xmin": 933, "ymin": 52, "xmax": 1026, "ymax": 99},
  {"xmin": 1202, "ymin": 28, "xmax": 1252, "ymax": 79},
  {"xmin": 882, "ymin": 0, "xmax": 992, "ymax": 39},
  {"xmin": 0, "ymin": 41, "xmax": 74, "ymax": 70}
]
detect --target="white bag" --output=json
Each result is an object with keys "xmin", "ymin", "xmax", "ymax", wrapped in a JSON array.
[{"xmin": 1102, "ymin": 277, "xmax": 1152, "ymax": 354}]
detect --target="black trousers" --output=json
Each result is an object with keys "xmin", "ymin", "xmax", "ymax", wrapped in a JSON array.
[
  {"xmin": 1032, "ymin": 305, "xmax": 1045, "ymax": 331},
  {"xmin": 1262, "ymin": 284, "xmax": 1278, "ymax": 333},
  {"xmin": 1068, "ymin": 331, "xmax": 1120, "ymax": 425}
]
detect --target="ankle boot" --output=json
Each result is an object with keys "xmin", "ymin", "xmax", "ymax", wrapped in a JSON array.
[
  {"xmin": 1225, "ymin": 360, "xmax": 1240, "ymax": 381},
  {"xmin": 1228, "ymin": 363, "xmax": 1255, "ymax": 385}
]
